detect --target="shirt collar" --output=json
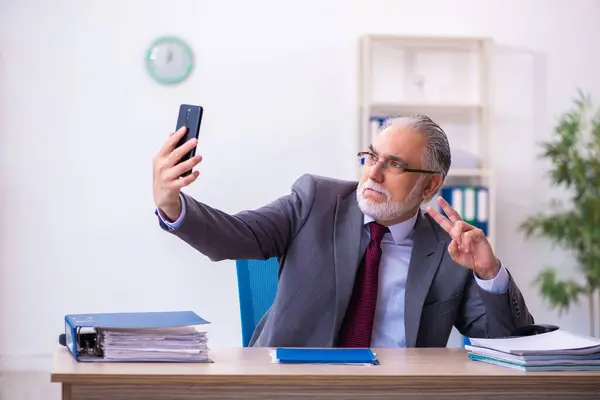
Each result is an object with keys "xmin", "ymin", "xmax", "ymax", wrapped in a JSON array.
[{"xmin": 363, "ymin": 210, "xmax": 419, "ymax": 245}]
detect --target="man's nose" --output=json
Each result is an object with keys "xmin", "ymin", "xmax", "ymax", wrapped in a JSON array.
[{"xmin": 368, "ymin": 161, "xmax": 384, "ymax": 182}]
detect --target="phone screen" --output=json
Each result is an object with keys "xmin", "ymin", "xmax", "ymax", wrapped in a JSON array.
[{"xmin": 175, "ymin": 104, "xmax": 203, "ymax": 176}]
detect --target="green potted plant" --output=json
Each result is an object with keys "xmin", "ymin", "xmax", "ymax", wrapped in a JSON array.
[{"xmin": 519, "ymin": 90, "xmax": 600, "ymax": 337}]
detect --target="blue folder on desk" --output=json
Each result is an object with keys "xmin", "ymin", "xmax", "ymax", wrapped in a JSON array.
[
  {"xmin": 61, "ymin": 310, "xmax": 211, "ymax": 363},
  {"xmin": 272, "ymin": 348, "xmax": 379, "ymax": 365}
]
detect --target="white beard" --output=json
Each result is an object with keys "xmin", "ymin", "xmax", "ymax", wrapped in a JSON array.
[{"xmin": 356, "ymin": 178, "xmax": 424, "ymax": 222}]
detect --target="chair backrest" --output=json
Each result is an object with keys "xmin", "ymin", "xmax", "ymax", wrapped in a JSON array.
[{"xmin": 235, "ymin": 257, "xmax": 279, "ymax": 347}]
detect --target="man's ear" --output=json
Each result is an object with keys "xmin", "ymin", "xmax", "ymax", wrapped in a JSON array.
[{"xmin": 422, "ymin": 174, "xmax": 444, "ymax": 201}]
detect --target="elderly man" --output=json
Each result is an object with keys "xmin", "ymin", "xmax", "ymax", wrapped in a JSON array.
[{"xmin": 152, "ymin": 115, "xmax": 534, "ymax": 348}]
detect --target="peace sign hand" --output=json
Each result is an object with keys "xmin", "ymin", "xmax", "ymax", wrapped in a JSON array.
[{"xmin": 426, "ymin": 197, "xmax": 500, "ymax": 280}]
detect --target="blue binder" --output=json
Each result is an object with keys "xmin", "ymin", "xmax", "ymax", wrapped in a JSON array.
[
  {"xmin": 440, "ymin": 186, "xmax": 489, "ymax": 236},
  {"xmin": 273, "ymin": 348, "xmax": 379, "ymax": 365},
  {"xmin": 61, "ymin": 310, "xmax": 210, "ymax": 362}
]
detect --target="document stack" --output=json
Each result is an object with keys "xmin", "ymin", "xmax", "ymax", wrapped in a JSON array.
[
  {"xmin": 465, "ymin": 329, "xmax": 600, "ymax": 371},
  {"xmin": 62, "ymin": 310, "xmax": 212, "ymax": 363},
  {"xmin": 100, "ymin": 325, "xmax": 209, "ymax": 362}
]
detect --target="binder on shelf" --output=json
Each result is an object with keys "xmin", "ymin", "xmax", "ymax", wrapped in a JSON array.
[
  {"xmin": 59, "ymin": 310, "xmax": 211, "ymax": 363},
  {"xmin": 271, "ymin": 348, "xmax": 379, "ymax": 365},
  {"xmin": 439, "ymin": 186, "xmax": 489, "ymax": 236},
  {"xmin": 370, "ymin": 116, "xmax": 390, "ymax": 141}
]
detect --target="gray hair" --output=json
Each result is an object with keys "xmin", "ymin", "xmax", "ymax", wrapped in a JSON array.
[{"xmin": 380, "ymin": 115, "xmax": 451, "ymax": 181}]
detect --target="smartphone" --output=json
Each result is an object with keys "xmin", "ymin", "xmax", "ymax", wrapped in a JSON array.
[{"xmin": 174, "ymin": 104, "xmax": 203, "ymax": 177}]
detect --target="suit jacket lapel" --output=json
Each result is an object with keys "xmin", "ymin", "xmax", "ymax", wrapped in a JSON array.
[
  {"xmin": 404, "ymin": 210, "xmax": 446, "ymax": 347},
  {"xmin": 331, "ymin": 192, "xmax": 364, "ymax": 343}
]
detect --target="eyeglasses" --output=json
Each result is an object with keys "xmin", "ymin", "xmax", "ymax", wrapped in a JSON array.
[{"xmin": 357, "ymin": 151, "xmax": 439, "ymax": 175}]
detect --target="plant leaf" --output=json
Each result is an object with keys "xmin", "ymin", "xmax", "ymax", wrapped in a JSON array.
[{"xmin": 533, "ymin": 268, "xmax": 586, "ymax": 315}]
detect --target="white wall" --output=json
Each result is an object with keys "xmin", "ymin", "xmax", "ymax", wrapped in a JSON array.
[{"xmin": 2, "ymin": 0, "xmax": 600, "ymax": 371}]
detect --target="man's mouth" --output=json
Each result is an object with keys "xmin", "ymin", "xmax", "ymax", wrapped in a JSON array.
[{"xmin": 364, "ymin": 187, "xmax": 387, "ymax": 200}]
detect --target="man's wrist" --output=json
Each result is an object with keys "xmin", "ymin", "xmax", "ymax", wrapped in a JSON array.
[
  {"xmin": 474, "ymin": 258, "xmax": 501, "ymax": 280},
  {"xmin": 156, "ymin": 193, "xmax": 186, "ymax": 231},
  {"xmin": 158, "ymin": 201, "xmax": 182, "ymax": 222}
]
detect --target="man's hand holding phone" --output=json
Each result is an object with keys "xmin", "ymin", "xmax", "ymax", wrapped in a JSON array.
[{"xmin": 152, "ymin": 126, "xmax": 202, "ymax": 222}]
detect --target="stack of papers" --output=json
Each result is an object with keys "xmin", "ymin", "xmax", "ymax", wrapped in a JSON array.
[
  {"xmin": 271, "ymin": 348, "xmax": 379, "ymax": 365},
  {"xmin": 99, "ymin": 326, "xmax": 210, "ymax": 362},
  {"xmin": 466, "ymin": 329, "xmax": 600, "ymax": 371}
]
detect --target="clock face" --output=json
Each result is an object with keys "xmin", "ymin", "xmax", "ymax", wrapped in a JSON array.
[{"xmin": 145, "ymin": 36, "xmax": 194, "ymax": 85}]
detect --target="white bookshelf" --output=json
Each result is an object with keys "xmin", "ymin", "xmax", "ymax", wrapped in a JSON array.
[
  {"xmin": 358, "ymin": 34, "xmax": 496, "ymax": 248},
  {"xmin": 358, "ymin": 34, "xmax": 495, "ymax": 348}
]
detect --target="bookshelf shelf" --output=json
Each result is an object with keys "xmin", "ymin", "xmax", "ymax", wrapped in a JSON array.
[
  {"xmin": 369, "ymin": 102, "xmax": 483, "ymax": 115},
  {"xmin": 363, "ymin": 34, "xmax": 489, "ymax": 46},
  {"xmin": 447, "ymin": 168, "xmax": 490, "ymax": 177}
]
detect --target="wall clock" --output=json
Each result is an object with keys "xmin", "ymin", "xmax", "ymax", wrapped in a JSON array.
[{"xmin": 145, "ymin": 36, "xmax": 194, "ymax": 85}]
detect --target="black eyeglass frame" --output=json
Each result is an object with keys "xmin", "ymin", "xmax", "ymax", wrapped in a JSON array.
[{"xmin": 357, "ymin": 151, "xmax": 439, "ymax": 175}]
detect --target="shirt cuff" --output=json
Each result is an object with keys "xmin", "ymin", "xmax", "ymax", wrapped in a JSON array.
[
  {"xmin": 474, "ymin": 262, "xmax": 509, "ymax": 294},
  {"xmin": 156, "ymin": 193, "xmax": 186, "ymax": 230}
]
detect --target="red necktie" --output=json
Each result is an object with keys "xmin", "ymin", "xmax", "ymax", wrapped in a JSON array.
[{"xmin": 337, "ymin": 221, "xmax": 388, "ymax": 347}]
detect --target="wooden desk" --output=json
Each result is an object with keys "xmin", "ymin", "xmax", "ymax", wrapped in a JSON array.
[{"xmin": 51, "ymin": 347, "xmax": 600, "ymax": 399}]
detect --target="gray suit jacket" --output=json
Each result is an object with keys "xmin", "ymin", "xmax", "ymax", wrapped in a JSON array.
[{"xmin": 158, "ymin": 174, "xmax": 534, "ymax": 347}]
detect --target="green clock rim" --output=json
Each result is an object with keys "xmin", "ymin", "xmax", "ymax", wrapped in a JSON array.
[{"xmin": 145, "ymin": 36, "xmax": 194, "ymax": 85}]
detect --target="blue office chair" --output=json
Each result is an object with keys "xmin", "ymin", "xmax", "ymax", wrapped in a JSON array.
[
  {"xmin": 235, "ymin": 257, "xmax": 279, "ymax": 347},
  {"xmin": 235, "ymin": 257, "xmax": 471, "ymax": 348}
]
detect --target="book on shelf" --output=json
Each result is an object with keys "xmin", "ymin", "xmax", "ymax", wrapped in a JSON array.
[{"xmin": 370, "ymin": 116, "xmax": 390, "ymax": 141}]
